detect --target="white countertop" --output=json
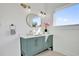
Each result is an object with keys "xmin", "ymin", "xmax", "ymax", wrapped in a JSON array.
[{"xmin": 20, "ymin": 33, "xmax": 53, "ymax": 39}]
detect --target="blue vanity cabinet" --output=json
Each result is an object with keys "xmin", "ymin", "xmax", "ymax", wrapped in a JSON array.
[{"xmin": 20, "ymin": 35, "xmax": 53, "ymax": 56}]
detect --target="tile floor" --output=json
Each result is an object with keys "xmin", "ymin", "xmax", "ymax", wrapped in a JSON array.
[{"xmin": 36, "ymin": 50, "xmax": 65, "ymax": 56}]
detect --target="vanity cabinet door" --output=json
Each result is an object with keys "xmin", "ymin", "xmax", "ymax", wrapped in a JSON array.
[
  {"xmin": 29, "ymin": 36, "xmax": 45, "ymax": 55},
  {"xmin": 47, "ymin": 35, "xmax": 53, "ymax": 48},
  {"xmin": 20, "ymin": 37, "xmax": 38, "ymax": 56},
  {"xmin": 29, "ymin": 37, "xmax": 43, "ymax": 55},
  {"xmin": 35, "ymin": 36, "xmax": 45, "ymax": 53},
  {"xmin": 20, "ymin": 38, "xmax": 30, "ymax": 56},
  {"xmin": 42, "ymin": 39, "xmax": 48, "ymax": 49},
  {"xmin": 27, "ymin": 38, "xmax": 37, "ymax": 55}
]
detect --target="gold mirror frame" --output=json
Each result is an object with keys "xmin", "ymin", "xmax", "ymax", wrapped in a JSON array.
[{"xmin": 26, "ymin": 13, "xmax": 42, "ymax": 28}]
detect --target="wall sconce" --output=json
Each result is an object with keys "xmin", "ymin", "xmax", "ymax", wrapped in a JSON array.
[
  {"xmin": 20, "ymin": 3, "xmax": 31, "ymax": 12},
  {"xmin": 40, "ymin": 11, "xmax": 46, "ymax": 17}
]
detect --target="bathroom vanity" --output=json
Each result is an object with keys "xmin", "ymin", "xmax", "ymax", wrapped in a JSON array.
[{"xmin": 20, "ymin": 34, "xmax": 53, "ymax": 56}]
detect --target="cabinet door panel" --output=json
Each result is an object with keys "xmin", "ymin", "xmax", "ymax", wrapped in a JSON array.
[
  {"xmin": 42, "ymin": 38, "xmax": 48, "ymax": 49},
  {"xmin": 28, "ymin": 38, "xmax": 38, "ymax": 55},
  {"xmin": 29, "ymin": 36, "xmax": 45, "ymax": 55},
  {"xmin": 47, "ymin": 35, "xmax": 53, "ymax": 48},
  {"xmin": 20, "ymin": 38, "xmax": 29, "ymax": 56},
  {"xmin": 35, "ymin": 36, "xmax": 45, "ymax": 52}
]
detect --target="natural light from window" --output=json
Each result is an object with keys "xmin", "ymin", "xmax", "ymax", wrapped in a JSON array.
[{"xmin": 54, "ymin": 4, "xmax": 79, "ymax": 26}]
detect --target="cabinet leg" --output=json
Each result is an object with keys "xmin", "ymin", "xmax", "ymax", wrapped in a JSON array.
[
  {"xmin": 48, "ymin": 47, "xmax": 53, "ymax": 51},
  {"xmin": 51, "ymin": 47, "xmax": 53, "ymax": 51},
  {"xmin": 21, "ymin": 53, "xmax": 23, "ymax": 56}
]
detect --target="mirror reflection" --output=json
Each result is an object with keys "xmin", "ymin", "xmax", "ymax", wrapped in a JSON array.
[
  {"xmin": 26, "ymin": 13, "xmax": 42, "ymax": 35},
  {"xmin": 26, "ymin": 14, "xmax": 42, "ymax": 27},
  {"xmin": 32, "ymin": 16, "xmax": 41, "ymax": 27}
]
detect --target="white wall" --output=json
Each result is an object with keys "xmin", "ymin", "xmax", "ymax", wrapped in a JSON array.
[
  {"xmin": 0, "ymin": 3, "xmax": 51, "ymax": 56},
  {"xmin": 52, "ymin": 25, "xmax": 79, "ymax": 56},
  {"xmin": 0, "ymin": 3, "xmax": 28, "ymax": 56}
]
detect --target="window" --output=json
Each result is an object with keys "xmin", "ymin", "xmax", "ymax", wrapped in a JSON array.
[{"xmin": 54, "ymin": 4, "xmax": 79, "ymax": 26}]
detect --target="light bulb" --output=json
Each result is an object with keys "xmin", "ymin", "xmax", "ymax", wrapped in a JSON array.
[
  {"xmin": 39, "ymin": 11, "xmax": 43, "ymax": 17},
  {"xmin": 28, "ymin": 8, "xmax": 31, "ymax": 12},
  {"xmin": 43, "ymin": 13, "xmax": 46, "ymax": 17},
  {"xmin": 28, "ymin": 6, "xmax": 31, "ymax": 12}
]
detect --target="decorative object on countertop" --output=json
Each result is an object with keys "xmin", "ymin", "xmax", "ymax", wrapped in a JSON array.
[
  {"xmin": 32, "ymin": 25, "xmax": 42, "ymax": 35},
  {"xmin": 44, "ymin": 22, "xmax": 50, "ymax": 34},
  {"xmin": 9, "ymin": 24, "xmax": 16, "ymax": 35}
]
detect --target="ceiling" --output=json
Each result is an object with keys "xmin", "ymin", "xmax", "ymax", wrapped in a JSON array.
[
  {"xmin": 44, "ymin": 3, "xmax": 75, "ymax": 13},
  {"xmin": 27, "ymin": 3, "xmax": 74, "ymax": 14}
]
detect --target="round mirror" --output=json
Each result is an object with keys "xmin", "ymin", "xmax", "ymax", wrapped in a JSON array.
[{"xmin": 26, "ymin": 14, "xmax": 42, "ymax": 27}]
